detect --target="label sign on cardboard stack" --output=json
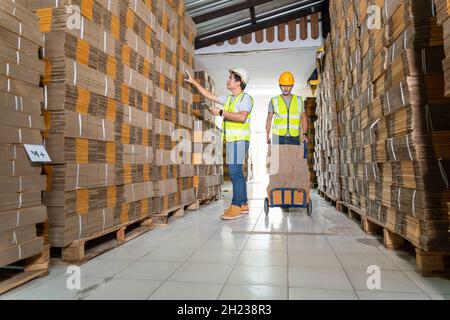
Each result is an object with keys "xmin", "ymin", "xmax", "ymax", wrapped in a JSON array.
[{"xmin": 19, "ymin": 0, "xmax": 156, "ymax": 248}]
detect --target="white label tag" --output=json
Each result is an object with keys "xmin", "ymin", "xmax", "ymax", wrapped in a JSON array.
[{"xmin": 23, "ymin": 144, "xmax": 52, "ymax": 163}]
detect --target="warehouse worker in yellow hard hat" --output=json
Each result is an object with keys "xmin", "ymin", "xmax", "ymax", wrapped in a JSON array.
[
  {"xmin": 185, "ymin": 68, "xmax": 254, "ymax": 220},
  {"xmin": 266, "ymin": 71, "xmax": 308, "ymax": 145}
]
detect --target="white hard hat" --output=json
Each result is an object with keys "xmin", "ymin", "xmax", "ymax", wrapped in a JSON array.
[{"xmin": 229, "ymin": 68, "xmax": 250, "ymax": 85}]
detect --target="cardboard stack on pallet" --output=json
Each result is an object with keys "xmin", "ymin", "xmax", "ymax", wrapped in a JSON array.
[
  {"xmin": 332, "ymin": 0, "xmax": 362, "ymax": 207},
  {"xmin": 152, "ymin": 0, "xmax": 196, "ymax": 217},
  {"xmin": 19, "ymin": 0, "xmax": 156, "ymax": 248},
  {"xmin": 435, "ymin": 0, "xmax": 450, "ymax": 96},
  {"xmin": 192, "ymin": 71, "xmax": 223, "ymax": 202},
  {"xmin": 305, "ymin": 97, "xmax": 317, "ymax": 188},
  {"xmin": 322, "ymin": 0, "xmax": 450, "ymax": 254},
  {"xmin": 314, "ymin": 35, "xmax": 340, "ymax": 200},
  {"xmin": 0, "ymin": 0, "xmax": 47, "ymax": 267},
  {"xmin": 176, "ymin": 5, "xmax": 196, "ymax": 206}
]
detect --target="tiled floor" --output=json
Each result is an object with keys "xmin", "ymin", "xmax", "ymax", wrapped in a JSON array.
[{"xmin": 2, "ymin": 182, "xmax": 450, "ymax": 300}]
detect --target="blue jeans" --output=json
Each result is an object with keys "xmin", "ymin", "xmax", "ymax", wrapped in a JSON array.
[
  {"xmin": 273, "ymin": 134, "xmax": 301, "ymax": 145},
  {"xmin": 226, "ymin": 140, "xmax": 250, "ymax": 206}
]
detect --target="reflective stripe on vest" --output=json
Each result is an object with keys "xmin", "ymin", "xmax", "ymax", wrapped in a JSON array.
[
  {"xmin": 222, "ymin": 92, "xmax": 253, "ymax": 142},
  {"xmin": 272, "ymin": 95, "xmax": 302, "ymax": 137}
]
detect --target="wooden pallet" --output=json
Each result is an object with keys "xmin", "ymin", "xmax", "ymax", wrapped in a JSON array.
[
  {"xmin": 319, "ymin": 189, "xmax": 337, "ymax": 206},
  {"xmin": 53, "ymin": 216, "xmax": 153, "ymax": 264},
  {"xmin": 0, "ymin": 245, "xmax": 50, "ymax": 295},
  {"xmin": 198, "ymin": 194, "xmax": 220, "ymax": 206},
  {"xmin": 336, "ymin": 201, "xmax": 450, "ymax": 276},
  {"xmin": 153, "ymin": 200, "xmax": 199, "ymax": 226}
]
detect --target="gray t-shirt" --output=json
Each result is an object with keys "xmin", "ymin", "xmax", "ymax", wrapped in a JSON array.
[{"xmin": 218, "ymin": 93, "xmax": 253, "ymax": 113}]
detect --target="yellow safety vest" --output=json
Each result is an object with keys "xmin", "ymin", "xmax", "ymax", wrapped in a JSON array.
[
  {"xmin": 272, "ymin": 95, "xmax": 302, "ymax": 137},
  {"xmin": 222, "ymin": 92, "xmax": 253, "ymax": 142}
]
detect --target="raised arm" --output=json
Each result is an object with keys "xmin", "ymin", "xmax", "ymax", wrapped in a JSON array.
[{"xmin": 184, "ymin": 72, "xmax": 223, "ymax": 105}]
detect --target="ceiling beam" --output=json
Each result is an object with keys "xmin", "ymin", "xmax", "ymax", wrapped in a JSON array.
[
  {"xmin": 195, "ymin": 1, "xmax": 326, "ymax": 49},
  {"xmin": 250, "ymin": 6, "xmax": 257, "ymax": 25},
  {"xmin": 192, "ymin": 0, "xmax": 274, "ymax": 24}
]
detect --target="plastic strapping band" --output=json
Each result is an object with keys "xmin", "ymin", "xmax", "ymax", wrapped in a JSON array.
[
  {"xmin": 18, "ymin": 128, "xmax": 22, "ymax": 144},
  {"xmin": 412, "ymin": 190, "xmax": 417, "ymax": 217},
  {"xmin": 105, "ymin": 164, "xmax": 108, "ymax": 186},
  {"xmin": 102, "ymin": 209, "xmax": 106, "ymax": 230},
  {"xmin": 400, "ymin": 82, "xmax": 405, "ymax": 106},
  {"xmin": 13, "ymin": 231, "xmax": 18, "ymax": 245},
  {"xmin": 386, "ymin": 92, "xmax": 391, "ymax": 113},
  {"xmin": 73, "ymin": 61, "xmax": 77, "ymax": 85},
  {"xmin": 438, "ymin": 159, "xmax": 449, "ymax": 189},
  {"xmin": 6, "ymin": 63, "xmax": 10, "ymax": 77},
  {"xmin": 129, "ymin": 70, "xmax": 133, "ymax": 86},
  {"xmin": 79, "ymin": 215, "xmax": 82, "ymax": 239},
  {"xmin": 13, "ymin": 145, "xmax": 17, "ymax": 159},
  {"xmin": 391, "ymin": 42, "xmax": 396, "ymax": 63},
  {"xmin": 76, "ymin": 164, "xmax": 80, "ymax": 190},
  {"xmin": 18, "ymin": 36, "xmax": 21, "ymax": 51},
  {"xmin": 19, "ymin": 176, "xmax": 22, "ymax": 193},
  {"xmin": 105, "ymin": 76, "xmax": 108, "ymax": 96},
  {"xmin": 397, "ymin": 188, "xmax": 401, "ymax": 211},
  {"xmin": 18, "ymin": 244, "xmax": 22, "ymax": 260},
  {"xmin": 129, "ymin": 106, "xmax": 132, "ymax": 124},
  {"xmin": 28, "ymin": 115, "xmax": 32, "ymax": 128},
  {"xmin": 131, "ymin": 183, "xmax": 135, "ymax": 202},
  {"xmin": 406, "ymin": 135, "xmax": 413, "ymax": 161},
  {"xmin": 373, "ymin": 163, "xmax": 377, "ymax": 182},
  {"xmin": 78, "ymin": 113, "xmax": 82, "ymax": 137},
  {"xmin": 104, "ymin": 31, "xmax": 107, "ymax": 52},
  {"xmin": 16, "ymin": 211, "xmax": 20, "ymax": 227},
  {"xmin": 44, "ymin": 86, "xmax": 48, "ymax": 110},
  {"xmin": 18, "ymin": 193, "xmax": 22, "ymax": 209},
  {"xmin": 108, "ymin": 0, "xmax": 112, "ymax": 11},
  {"xmin": 12, "ymin": 4, "xmax": 16, "ymax": 16},
  {"xmin": 378, "ymin": 203, "xmax": 381, "ymax": 220},
  {"xmin": 102, "ymin": 119, "xmax": 106, "ymax": 141},
  {"xmin": 12, "ymin": 160, "xmax": 15, "ymax": 177},
  {"xmin": 370, "ymin": 119, "xmax": 380, "ymax": 143},
  {"xmin": 390, "ymin": 139, "xmax": 397, "ymax": 161},
  {"xmin": 15, "ymin": 95, "xmax": 18, "ymax": 111},
  {"xmin": 80, "ymin": 17, "xmax": 85, "ymax": 40},
  {"xmin": 7, "ymin": 79, "xmax": 11, "ymax": 92},
  {"xmin": 18, "ymin": 22, "xmax": 22, "ymax": 36}
]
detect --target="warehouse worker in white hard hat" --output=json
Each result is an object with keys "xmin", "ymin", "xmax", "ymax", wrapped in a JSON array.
[
  {"xmin": 266, "ymin": 71, "xmax": 308, "ymax": 145},
  {"xmin": 185, "ymin": 68, "xmax": 254, "ymax": 220}
]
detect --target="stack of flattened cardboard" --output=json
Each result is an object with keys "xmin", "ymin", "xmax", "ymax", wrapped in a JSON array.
[
  {"xmin": 175, "ymin": 5, "xmax": 196, "ymax": 206},
  {"xmin": 314, "ymin": 35, "xmax": 340, "ymax": 201},
  {"xmin": 193, "ymin": 120, "xmax": 223, "ymax": 201},
  {"xmin": 267, "ymin": 145, "xmax": 310, "ymax": 204},
  {"xmin": 321, "ymin": 0, "xmax": 450, "ymax": 252},
  {"xmin": 21, "ymin": 0, "xmax": 155, "ymax": 248},
  {"xmin": 0, "ymin": 0, "xmax": 47, "ymax": 267},
  {"xmin": 435, "ymin": 0, "xmax": 450, "ymax": 96},
  {"xmin": 191, "ymin": 71, "xmax": 223, "ymax": 200},
  {"xmin": 193, "ymin": 71, "xmax": 216, "ymax": 123},
  {"xmin": 304, "ymin": 97, "xmax": 317, "ymax": 188},
  {"xmin": 152, "ymin": 0, "xmax": 194, "ymax": 213}
]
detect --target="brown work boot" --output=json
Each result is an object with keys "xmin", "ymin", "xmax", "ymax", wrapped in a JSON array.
[
  {"xmin": 241, "ymin": 204, "xmax": 249, "ymax": 214},
  {"xmin": 221, "ymin": 205, "xmax": 245, "ymax": 220}
]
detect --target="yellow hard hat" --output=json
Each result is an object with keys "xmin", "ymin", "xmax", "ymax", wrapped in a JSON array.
[{"xmin": 279, "ymin": 72, "xmax": 295, "ymax": 86}]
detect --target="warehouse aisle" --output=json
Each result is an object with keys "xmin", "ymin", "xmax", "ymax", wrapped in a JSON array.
[{"xmin": 2, "ymin": 183, "xmax": 450, "ymax": 300}]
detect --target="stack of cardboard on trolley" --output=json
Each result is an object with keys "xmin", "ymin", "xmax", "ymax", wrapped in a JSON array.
[{"xmin": 267, "ymin": 144, "xmax": 310, "ymax": 205}]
